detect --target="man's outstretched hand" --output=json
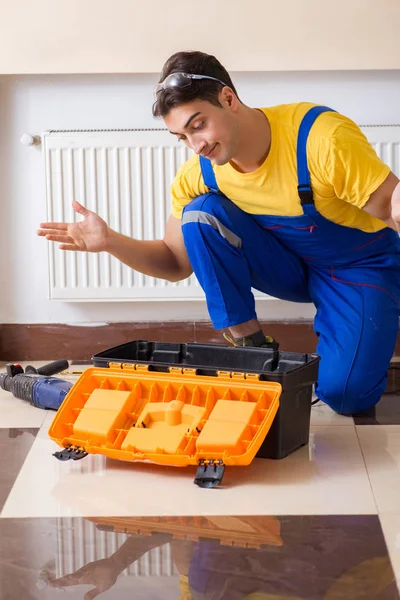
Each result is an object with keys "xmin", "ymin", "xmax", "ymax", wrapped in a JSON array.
[
  {"xmin": 37, "ymin": 200, "xmax": 111, "ymax": 253},
  {"xmin": 48, "ymin": 558, "xmax": 119, "ymax": 600}
]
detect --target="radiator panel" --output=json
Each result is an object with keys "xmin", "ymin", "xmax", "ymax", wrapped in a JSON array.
[{"xmin": 43, "ymin": 127, "xmax": 400, "ymax": 302}]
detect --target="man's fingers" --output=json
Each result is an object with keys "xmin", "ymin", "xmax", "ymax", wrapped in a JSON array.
[
  {"xmin": 48, "ymin": 563, "xmax": 96, "ymax": 588},
  {"xmin": 48, "ymin": 574, "xmax": 79, "ymax": 587},
  {"xmin": 37, "ymin": 229, "xmax": 70, "ymax": 238},
  {"xmin": 40, "ymin": 230, "xmax": 82, "ymax": 249},
  {"xmin": 38, "ymin": 222, "xmax": 68, "ymax": 231},
  {"xmin": 84, "ymin": 588, "xmax": 102, "ymax": 600},
  {"xmin": 59, "ymin": 243, "xmax": 81, "ymax": 251},
  {"xmin": 43, "ymin": 234, "xmax": 75, "ymax": 244}
]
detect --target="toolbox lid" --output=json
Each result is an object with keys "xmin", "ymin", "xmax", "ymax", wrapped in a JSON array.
[
  {"xmin": 49, "ymin": 364, "xmax": 281, "ymax": 479},
  {"xmin": 87, "ymin": 515, "xmax": 284, "ymax": 548}
]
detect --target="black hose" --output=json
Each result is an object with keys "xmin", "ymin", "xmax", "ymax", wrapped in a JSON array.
[{"xmin": 25, "ymin": 359, "xmax": 69, "ymax": 377}]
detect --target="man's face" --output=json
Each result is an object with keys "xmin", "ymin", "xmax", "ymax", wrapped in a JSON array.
[{"xmin": 163, "ymin": 96, "xmax": 238, "ymax": 165}]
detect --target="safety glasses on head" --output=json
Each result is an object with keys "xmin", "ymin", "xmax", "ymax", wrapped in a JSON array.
[{"xmin": 154, "ymin": 72, "xmax": 228, "ymax": 98}]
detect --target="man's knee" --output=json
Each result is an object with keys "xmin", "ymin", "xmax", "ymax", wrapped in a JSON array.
[
  {"xmin": 316, "ymin": 362, "xmax": 385, "ymax": 415},
  {"xmin": 182, "ymin": 194, "xmax": 243, "ymax": 250},
  {"xmin": 182, "ymin": 192, "xmax": 226, "ymax": 218}
]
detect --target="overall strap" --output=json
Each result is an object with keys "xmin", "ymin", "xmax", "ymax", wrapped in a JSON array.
[
  {"xmin": 199, "ymin": 156, "xmax": 220, "ymax": 193},
  {"xmin": 297, "ymin": 106, "xmax": 336, "ymax": 205}
]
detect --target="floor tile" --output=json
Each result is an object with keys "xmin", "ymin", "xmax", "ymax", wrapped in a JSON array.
[
  {"xmin": 0, "ymin": 428, "xmax": 38, "ymax": 512},
  {"xmin": 41, "ymin": 410, "xmax": 57, "ymax": 430},
  {"xmin": 0, "ymin": 515, "xmax": 398, "ymax": 599},
  {"xmin": 311, "ymin": 399, "xmax": 355, "ymax": 426},
  {"xmin": 354, "ymin": 364, "xmax": 400, "ymax": 425},
  {"xmin": 354, "ymin": 394, "xmax": 400, "ymax": 425},
  {"xmin": 357, "ymin": 426, "xmax": 400, "ymax": 515},
  {"xmin": 0, "ymin": 361, "xmax": 87, "ymax": 428},
  {"xmin": 380, "ymin": 514, "xmax": 400, "ymax": 593},
  {"xmin": 1, "ymin": 425, "xmax": 376, "ymax": 518},
  {"xmin": 0, "ymin": 391, "xmax": 49, "ymax": 428}
]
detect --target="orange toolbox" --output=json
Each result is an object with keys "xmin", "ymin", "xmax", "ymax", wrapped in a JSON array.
[
  {"xmin": 49, "ymin": 341, "xmax": 320, "ymax": 487},
  {"xmin": 49, "ymin": 363, "xmax": 282, "ymax": 487},
  {"xmin": 92, "ymin": 340, "xmax": 321, "ymax": 461}
]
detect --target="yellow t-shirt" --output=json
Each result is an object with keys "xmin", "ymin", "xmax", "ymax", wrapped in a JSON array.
[
  {"xmin": 179, "ymin": 574, "xmax": 303, "ymax": 599},
  {"xmin": 171, "ymin": 102, "xmax": 390, "ymax": 233}
]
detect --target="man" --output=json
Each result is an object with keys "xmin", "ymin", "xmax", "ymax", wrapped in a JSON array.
[{"xmin": 38, "ymin": 51, "xmax": 400, "ymax": 415}]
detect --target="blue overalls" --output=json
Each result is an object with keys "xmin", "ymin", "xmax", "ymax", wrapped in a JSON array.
[{"xmin": 181, "ymin": 106, "xmax": 400, "ymax": 415}]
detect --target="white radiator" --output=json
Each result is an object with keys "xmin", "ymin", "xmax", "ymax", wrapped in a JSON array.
[
  {"xmin": 51, "ymin": 517, "xmax": 177, "ymax": 580},
  {"xmin": 362, "ymin": 125, "xmax": 400, "ymax": 170},
  {"xmin": 43, "ymin": 126, "xmax": 400, "ymax": 302},
  {"xmin": 44, "ymin": 129, "xmax": 201, "ymax": 301}
]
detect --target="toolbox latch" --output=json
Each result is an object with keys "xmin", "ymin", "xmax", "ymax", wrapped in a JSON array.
[
  {"xmin": 53, "ymin": 445, "xmax": 88, "ymax": 461},
  {"xmin": 169, "ymin": 366, "xmax": 184, "ymax": 375},
  {"xmin": 182, "ymin": 368, "xmax": 197, "ymax": 376},
  {"xmin": 168, "ymin": 367, "xmax": 198, "ymax": 376},
  {"xmin": 120, "ymin": 363, "xmax": 149, "ymax": 372},
  {"xmin": 194, "ymin": 459, "xmax": 225, "ymax": 488},
  {"xmin": 231, "ymin": 372, "xmax": 246, "ymax": 380},
  {"xmin": 121, "ymin": 363, "xmax": 136, "ymax": 372},
  {"xmin": 109, "ymin": 362, "xmax": 122, "ymax": 369},
  {"xmin": 217, "ymin": 370, "xmax": 232, "ymax": 379},
  {"xmin": 217, "ymin": 370, "xmax": 247, "ymax": 380}
]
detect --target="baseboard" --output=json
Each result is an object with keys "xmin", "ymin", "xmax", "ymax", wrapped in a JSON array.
[
  {"xmin": 0, "ymin": 321, "xmax": 318, "ymax": 361},
  {"xmin": 0, "ymin": 321, "xmax": 398, "ymax": 361}
]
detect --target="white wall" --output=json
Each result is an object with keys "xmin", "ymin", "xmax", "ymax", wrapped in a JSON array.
[
  {"xmin": 1, "ymin": 70, "xmax": 400, "ymax": 324},
  {"xmin": 1, "ymin": 0, "xmax": 399, "ymax": 73}
]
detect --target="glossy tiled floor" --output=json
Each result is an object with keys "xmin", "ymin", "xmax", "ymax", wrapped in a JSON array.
[{"xmin": 1, "ymin": 361, "xmax": 400, "ymax": 598}]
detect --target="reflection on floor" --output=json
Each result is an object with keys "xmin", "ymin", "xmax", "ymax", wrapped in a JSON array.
[
  {"xmin": 0, "ymin": 515, "xmax": 398, "ymax": 599},
  {"xmin": 1, "ymin": 361, "xmax": 400, "ymax": 597}
]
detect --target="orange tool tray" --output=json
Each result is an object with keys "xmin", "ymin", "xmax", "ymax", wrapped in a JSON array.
[
  {"xmin": 48, "ymin": 364, "xmax": 281, "ymax": 487},
  {"xmin": 87, "ymin": 515, "xmax": 283, "ymax": 548}
]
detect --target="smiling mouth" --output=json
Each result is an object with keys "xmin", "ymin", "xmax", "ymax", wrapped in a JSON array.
[{"xmin": 203, "ymin": 144, "xmax": 217, "ymax": 158}]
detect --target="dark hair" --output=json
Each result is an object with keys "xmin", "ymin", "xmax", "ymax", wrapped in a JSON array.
[{"xmin": 152, "ymin": 51, "xmax": 239, "ymax": 118}]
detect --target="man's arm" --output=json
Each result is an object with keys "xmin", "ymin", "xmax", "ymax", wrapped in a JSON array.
[
  {"xmin": 105, "ymin": 215, "xmax": 193, "ymax": 282},
  {"xmin": 48, "ymin": 533, "xmax": 172, "ymax": 595},
  {"xmin": 362, "ymin": 171, "xmax": 400, "ymax": 231}
]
